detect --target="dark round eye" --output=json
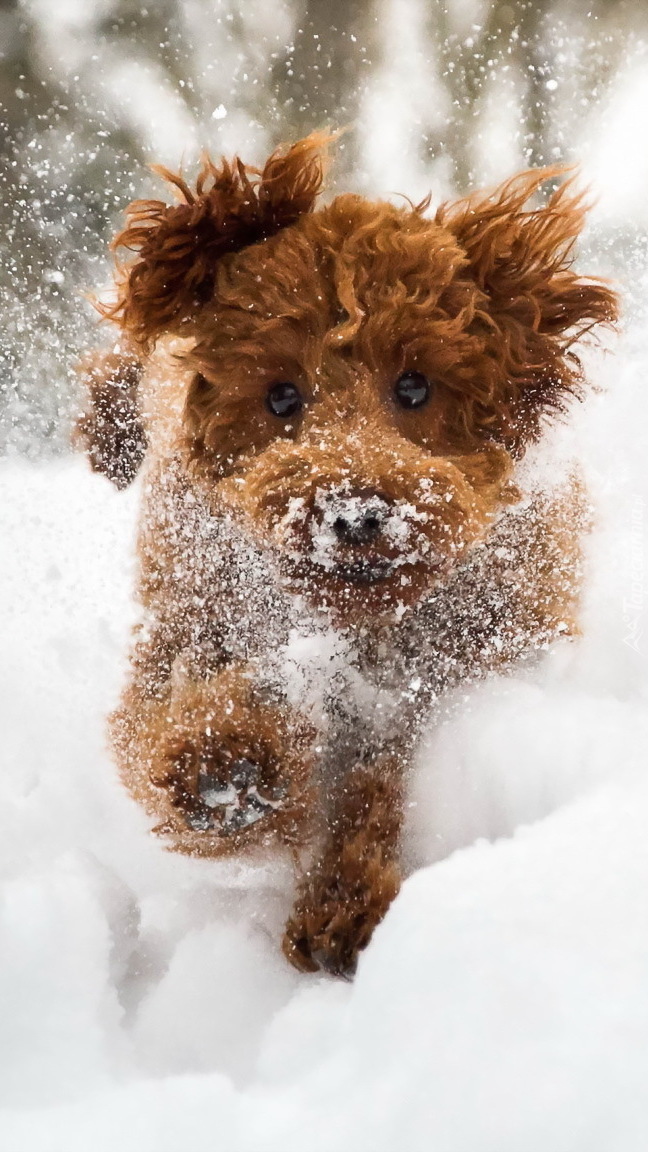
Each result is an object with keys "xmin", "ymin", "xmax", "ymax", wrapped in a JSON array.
[
  {"xmin": 394, "ymin": 371, "xmax": 431, "ymax": 410},
  {"xmin": 266, "ymin": 381, "xmax": 303, "ymax": 418}
]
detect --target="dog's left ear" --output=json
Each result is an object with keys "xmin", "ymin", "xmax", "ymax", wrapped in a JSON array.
[
  {"xmin": 438, "ymin": 167, "xmax": 618, "ymax": 340},
  {"xmin": 436, "ymin": 168, "xmax": 618, "ymax": 445},
  {"xmin": 101, "ymin": 133, "xmax": 331, "ymax": 352}
]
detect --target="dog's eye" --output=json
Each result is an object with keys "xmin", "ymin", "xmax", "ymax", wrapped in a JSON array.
[
  {"xmin": 394, "ymin": 372, "xmax": 431, "ymax": 410},
  {"xmin": 266, "ymin": 381, "xmax": 303, "ymax": 419}
]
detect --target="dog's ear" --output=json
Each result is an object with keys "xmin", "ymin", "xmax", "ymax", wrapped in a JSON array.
[
  {"xmin": 101, "ymin": 133, "xmax": 331, "ymax": 352},
  {"xmin": 437, "ymin": 168, "xmax": 619, "ymax": 445},
  {"xmin": 437, "ymin": 167, "xmax": 618, "ymax": 340},
  {"xmin": 73, "ymin": 350, "xmax": 146, "ymax": 488}
]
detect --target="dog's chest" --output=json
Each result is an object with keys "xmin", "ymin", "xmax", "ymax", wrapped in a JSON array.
[{"xmin": 161, "ymin": 473, "xmax": 579, "ymax": 755}]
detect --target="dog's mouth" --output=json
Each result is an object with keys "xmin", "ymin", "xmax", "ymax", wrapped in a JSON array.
[
  {"xmin": 287, "ymin": 542, "xmax": 453, "ymax": 596},
  {"xmin": 329, "ymin": 557, "xmax": 396, "ymax": 584}
]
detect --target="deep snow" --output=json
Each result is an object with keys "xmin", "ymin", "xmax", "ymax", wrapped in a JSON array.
[{"xmin": 0, "ymin": 292, "xmax": 647, "ymax": 1150}]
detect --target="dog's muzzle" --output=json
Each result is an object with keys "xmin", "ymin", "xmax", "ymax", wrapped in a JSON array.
[{"xmin": 305, "ymin": 488, "xmax": 424, "ymax": 583}]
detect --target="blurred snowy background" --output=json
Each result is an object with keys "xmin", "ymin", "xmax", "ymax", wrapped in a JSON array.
[
  {"xmin": 1, "ymin": 3, "xmax": 648, "ymax": 1150},
  {"xmin": 1, "ymin": 0, "xmax": 648, "ymax": 452}
]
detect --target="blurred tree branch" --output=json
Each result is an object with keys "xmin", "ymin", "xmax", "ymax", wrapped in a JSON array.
[
  {"xmin": 271, "ymin": 0, "xmax": 379, "ymax": 177},
  {"xmin": 424, "ymin": 0, "xmax": 641, "ymax": 191}
]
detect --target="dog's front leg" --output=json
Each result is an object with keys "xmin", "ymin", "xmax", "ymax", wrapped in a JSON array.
[
  {"xmin": 283, "ymin": 754, "xmax": 404, "ymax": 977},
  {"xmin": 113, "ymin": 662, "xmax": 316, "ymax": 857}
]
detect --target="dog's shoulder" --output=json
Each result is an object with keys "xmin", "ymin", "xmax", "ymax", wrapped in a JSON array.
[{"xmin": 384, "ymin": 468, "xmax": 589, "ymax": 694}]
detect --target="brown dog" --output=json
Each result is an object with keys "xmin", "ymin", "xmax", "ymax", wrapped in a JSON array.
[{"xmin": 76, "ymin": 135, "xmax": 617, "ymax": 976}]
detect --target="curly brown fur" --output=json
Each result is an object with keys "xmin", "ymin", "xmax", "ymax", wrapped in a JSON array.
[
  {"xmin": 81, "ymin": 137, "xmax": 618, "ymax": 977},
  {"xmin": 101, "ymin": 133, "xmax": 331, "ymax": 353}
]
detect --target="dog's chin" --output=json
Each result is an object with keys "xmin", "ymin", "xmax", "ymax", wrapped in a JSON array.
[{"xmin": 279, "ymin": 552, "xmax": 453, "ymax": 623}]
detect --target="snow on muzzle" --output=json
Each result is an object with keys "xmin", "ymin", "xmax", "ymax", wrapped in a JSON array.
[
  {"xmin": 271, "ymin": 480, "xmax": 477, "ymax": 587},
  {"xmin": 298, "ymin": 486, "xmax": 437, "ymax": 579},
  {"xmin": 225, "ymin": 434, "xmax": 513, "ymax": 606}
]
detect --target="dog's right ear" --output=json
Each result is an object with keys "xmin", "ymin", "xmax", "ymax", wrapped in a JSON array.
[
  {"xmin": 73, "ymin": 349, "xmax": 146, "ymax": 489},
  {"xmin": 101, "ymin": 134, "xmax": 331, "ymax": 353}
]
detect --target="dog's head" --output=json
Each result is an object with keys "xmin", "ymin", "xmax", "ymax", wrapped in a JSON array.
[{"xmin": 107, "ymin": 135, "xmax": 617, "ymax": 620}]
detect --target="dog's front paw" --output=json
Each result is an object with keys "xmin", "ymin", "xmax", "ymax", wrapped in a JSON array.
[
  {"xmin": 195, "ymin": 752, "xmax": 288, "ymax": 833},
  {"xmin": 162, "ymin": 730, "xmax": 290, "ymax": 837},
  {"xmin": 282, "ymin": 852, "xmax": 401, "ymax": 978},
  {"xmin": 142, "ymin": 667, "xmax": 315, "ymax": 854},
  {"xmin": 151, "ymin": 671, "xmax": 315, "ymax": 851}
]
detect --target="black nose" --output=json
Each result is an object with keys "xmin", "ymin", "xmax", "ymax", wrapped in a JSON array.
[{"xmin": 332, "ymin": 507, "xmax": 384, "ymax": 546}]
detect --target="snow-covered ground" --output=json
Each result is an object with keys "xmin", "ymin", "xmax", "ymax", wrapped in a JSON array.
[{"xmin": 1, "ymin": 284, "xmax": 647, "ymax": 1149}]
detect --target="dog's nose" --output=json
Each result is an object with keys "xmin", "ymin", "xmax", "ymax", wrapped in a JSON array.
[
  {"xmin": 330, "ymin": 495, "xmax": 389, "ymax": 546},
  {"xmin": 333, "ymin": 510, "xmax": 382, "ymax": 545}
]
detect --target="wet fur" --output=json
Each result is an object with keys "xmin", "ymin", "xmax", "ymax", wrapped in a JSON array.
[{"xmin": 78, "ymin": 136, "xmax": 617, "ymax": 976}]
